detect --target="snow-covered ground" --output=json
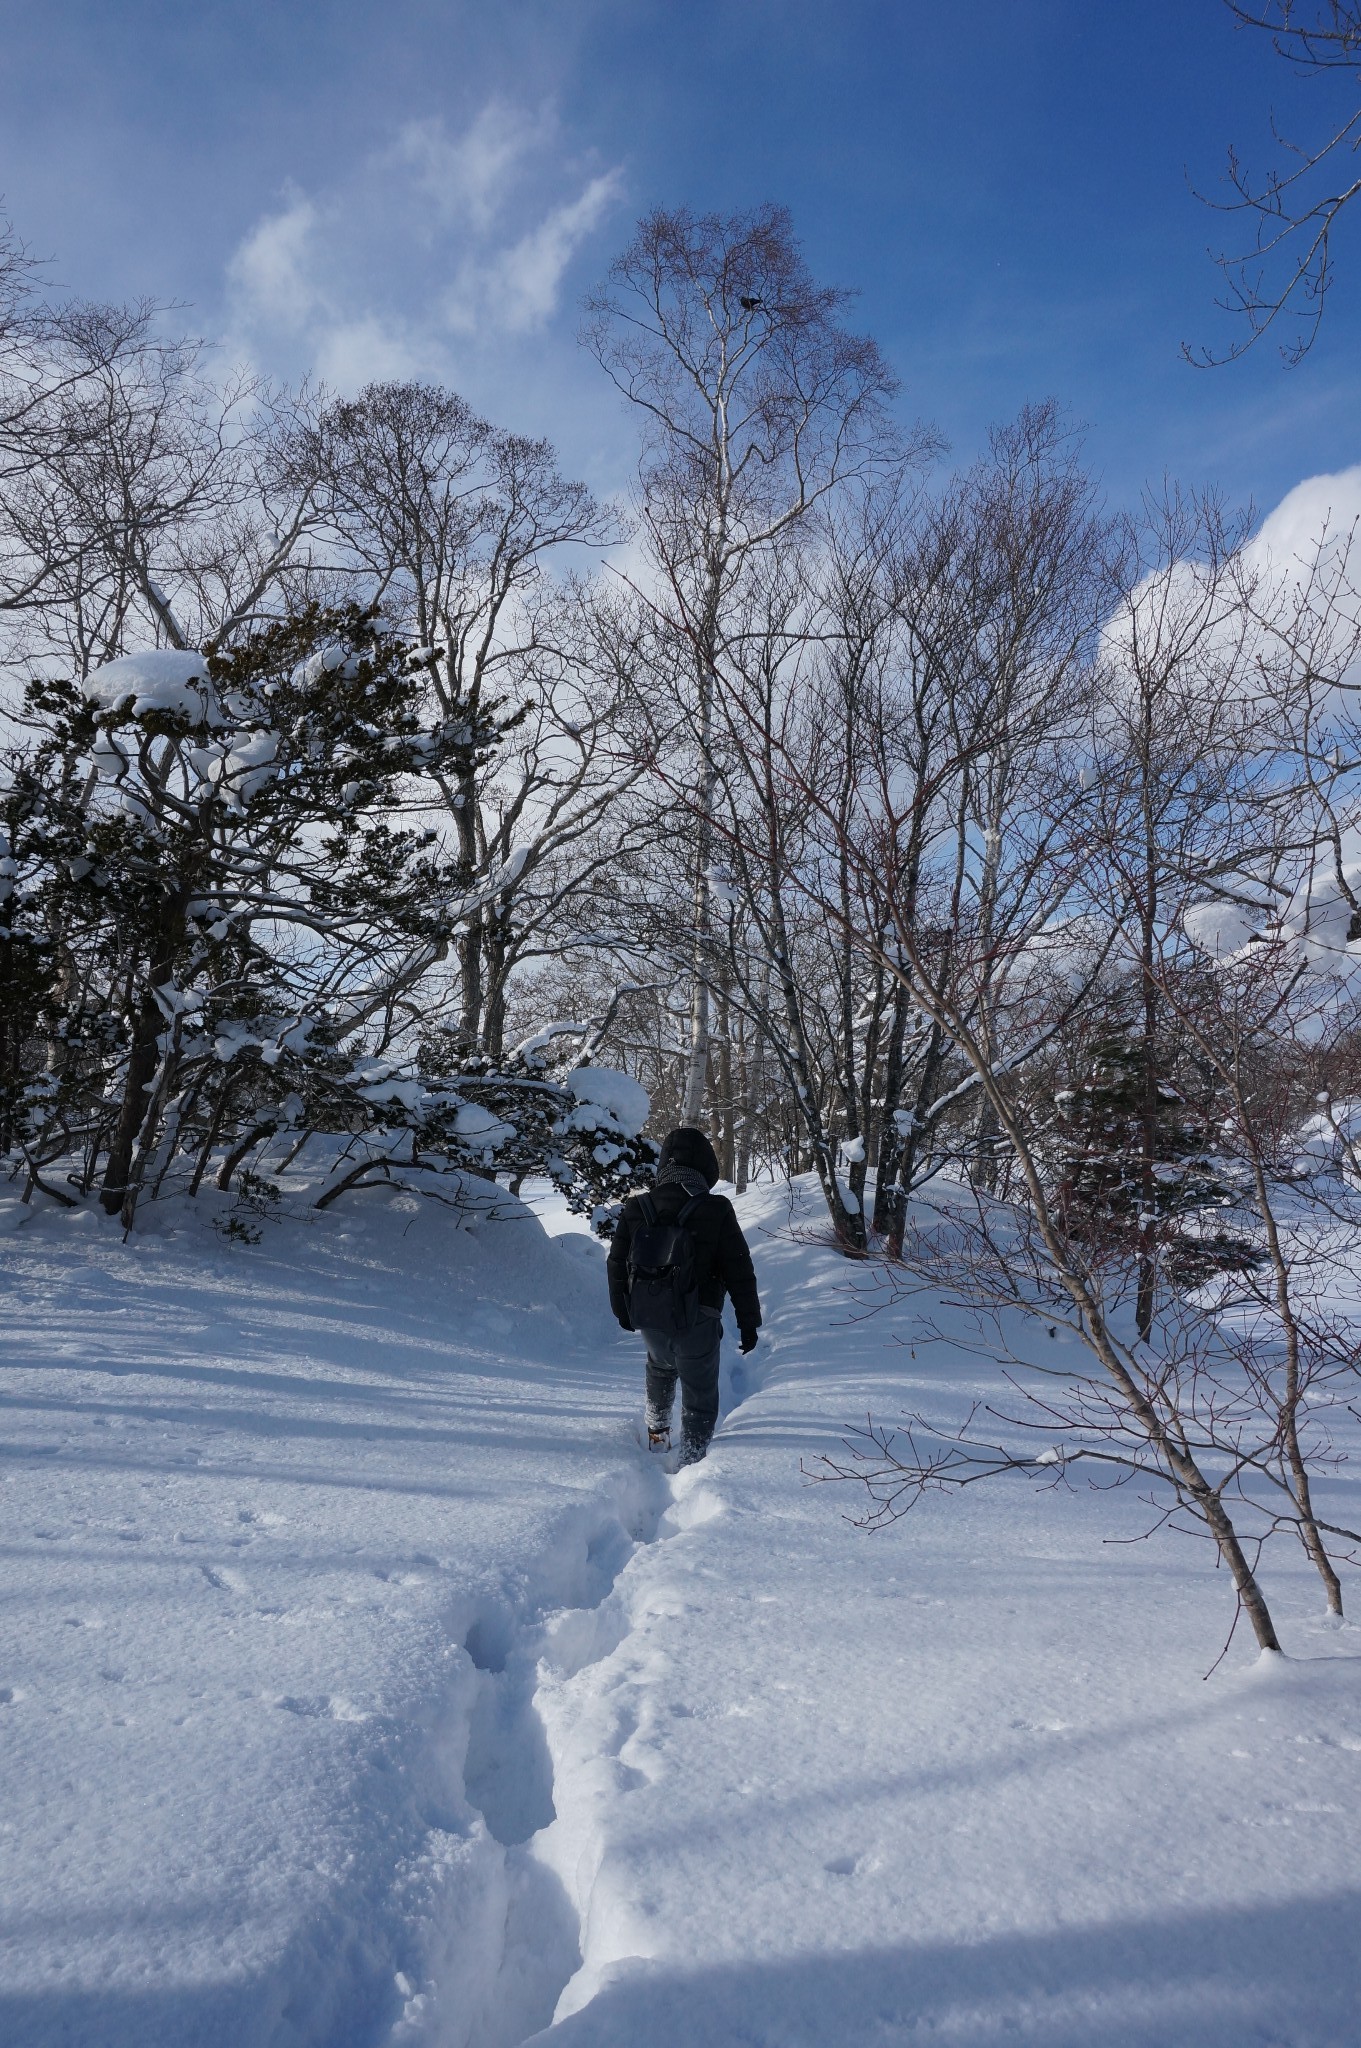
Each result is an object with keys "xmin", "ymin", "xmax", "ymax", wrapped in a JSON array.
[{"xmin": 2, "ymin": 1175, "xmax": 1359, "ymax": 2046}]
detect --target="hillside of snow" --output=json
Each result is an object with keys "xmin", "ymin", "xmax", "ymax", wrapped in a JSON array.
[{"xmin": 2, "ymin": 1176, "xmax": 1359, "ymax": 2047}]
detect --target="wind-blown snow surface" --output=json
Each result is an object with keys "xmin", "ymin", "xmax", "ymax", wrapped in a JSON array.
[{"xmin": 3, "ymin": 1178, "xmax": 1360, "ymax": 2046}]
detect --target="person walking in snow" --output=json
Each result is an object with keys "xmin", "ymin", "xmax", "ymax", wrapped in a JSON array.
[{"xmin": 607, "ymin": 1126, "xmax": 762, "ymax": 1466}]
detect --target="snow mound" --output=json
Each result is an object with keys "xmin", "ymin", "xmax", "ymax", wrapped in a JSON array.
[
  {"xmin": 83, "ymin": 649, "xmax": 220, "ymax": 726},
  {"xmin": 1291, "ymin": 1099, "xmax": 1361, "ymax": 1179},
  {"xmin": 1182, "ymin": 900, "xmax": 1261, "ymax": 960},
  {"xmin": 563, "ymin": 1067, "xmax": 650, "ymax": 1137}
]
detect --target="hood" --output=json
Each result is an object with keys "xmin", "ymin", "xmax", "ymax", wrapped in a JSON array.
[{"xmin": 657, "ymin": 1125, "xmax": 721, "ymax": 1189}]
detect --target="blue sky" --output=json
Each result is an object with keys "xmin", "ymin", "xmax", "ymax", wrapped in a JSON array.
[{"xmin": 1, "ymin": 0, "xmax": 1356, "ymax": 513}]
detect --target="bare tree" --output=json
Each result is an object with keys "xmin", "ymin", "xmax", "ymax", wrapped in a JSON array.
[
  {"xmin": 694, "ymin": 413, "xmax": 1103, "ymax": 1249},
  {"xmin": 585, "ymin": 204, "xmax": 907, "ymax": 1124},
  {"xmin": 807, "ymin": 492, "xmax": 1361, "ymax": 1651},
  {"xmin": 817, "ymin": 965, "xmax": 1288, "ymax": 1653},
  {"xmin": 1196, "ymin": 2, "xmax": 1361, "ymax": 362},
  {"xmin": 296, "ymin": 381, "xmax": 647, "ymax": 1055},
  {"xmin": 1085, "ymin": 491, "xmax": 1288, "ymax": 1336},
  {"xmin": 1165, "ymin": 944, "xmax": 1360, "ymax": 1617},
  {"xmin": 911, "ymin": 407, "xmax": 1106, "ymax": 1201},
  {"xmin": 0, "ymin": 300, "xmax": 319, "ymax": 680}
]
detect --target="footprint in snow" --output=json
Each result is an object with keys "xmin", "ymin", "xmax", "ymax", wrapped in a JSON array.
[
  {"xmin": 275, "ymin": 1693, "xmax": 370, "ymax": 1721},
  {"xmin": 276, "ymin": 1694, "xmax": 332, "ymax": 1718},
  {"xmin": 199, "ymin": 1564, "xmax": 248, "ymax": 1594}
]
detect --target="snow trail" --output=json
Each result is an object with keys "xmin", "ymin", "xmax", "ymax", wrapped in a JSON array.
[
  {"xmin": 389, "ymin": 1458, "xmax": 676, "ymax": 2048},
  {"xmin": 425, "ymin": 1404, "xmax": 751, "ymax": 2044},
  {"xmin": 5, "ymin": 1175, "xmax": 1361, "ymax": 2046}
]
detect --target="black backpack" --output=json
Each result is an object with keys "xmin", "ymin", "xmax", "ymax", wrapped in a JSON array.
[{"xmin": 626, "ymin": 1191, "xmax": 704, "ymax": 1335}]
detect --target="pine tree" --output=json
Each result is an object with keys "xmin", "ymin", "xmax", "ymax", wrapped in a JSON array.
[
  {"xmin": 0, "ymin": 606, "xmax": 657, "ymax": 1229},
  {"xmin": 1055, "ymin": 1023, "xmax": 1258, "ymax": 1310}
]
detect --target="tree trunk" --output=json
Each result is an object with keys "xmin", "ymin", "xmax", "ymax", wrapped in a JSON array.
[
  {"xmin": 872, "ymin": 983, "xmax": 911, "ymax": 1235},
  {"xmin": 681, "ymin": 881, "xmax": 712, "ymax": 1122},
  {"xmin": 681, "ymin": 644, "xmax": 719, "ymax": 1123},
  {"xmin": 734, "ymin": 1007, "xmax": 752, "ymax": 1194},
  {"xmin": 483, "ymin": 921, "xmax": 509, "ymax": 1060},
  {"xmin": 1136, "ymin": 736, "xmax": 1160, "ymax": 1343},
  {"xmin": 458, "ymin": 917, "xmax": 484, "ymax": 1053},
  {"xmin": 897, "ymin": 1016, "xmax": 949, "ymax": 1192},
  {"xmin": 453, "ymin": 757, "xmax": 484, "ymax": 1051},
  {"xmin": 100, "ymin": 983, "xmax": 168, "ymax": 1216},
  {"xmin": 716, "ymin": 986, "xmax": 736, "ymax": 1182},
  {"xmin": 1243, "ymin": 1108, "xmax": 1345, "ymax": 1617},
  {"xmin": 189, "ymin": 1082, "xmax": 232, "ymax": 1197}
]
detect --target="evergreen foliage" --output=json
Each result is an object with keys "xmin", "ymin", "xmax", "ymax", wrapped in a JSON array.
[
  {"xmin": 0, "ymin": 605, "xmax": 654, "ymax": 1228},
  {"xmin": 1055, "ymin": 1023, "xmax": 1259, "ymax": 1287}
]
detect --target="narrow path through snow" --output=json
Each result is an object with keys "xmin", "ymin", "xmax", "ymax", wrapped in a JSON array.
[
  {"xmin": 388, "ymin": 1451, "xmax": 685, "ymax": 2048},
  {"xmin": 419, "ymin": 1298, "xmax": 772, "ymax": 2048}
]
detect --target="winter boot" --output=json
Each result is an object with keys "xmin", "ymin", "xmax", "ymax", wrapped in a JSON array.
[
  {"xmin": 647, "ymin": 1424, "xmax": 671, "ymax": 1453},
  {"xmin": 677, "ymin": 1433, "xmax": 708, "ymax": 1468}
]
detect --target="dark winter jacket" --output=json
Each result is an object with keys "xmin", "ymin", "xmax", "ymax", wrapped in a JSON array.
[{"xmin": 607, "ymin": 1127, "xmax": 762, "ymax": 1334}]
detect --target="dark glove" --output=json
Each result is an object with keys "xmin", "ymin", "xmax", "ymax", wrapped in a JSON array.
[
  {"xmin": 739, "ymin": 1327, "xmax": 759, "ymax": 1355},
  {"xmin": 616, "ymin": 1315, "xmax": 634, "ymax": 1333}
]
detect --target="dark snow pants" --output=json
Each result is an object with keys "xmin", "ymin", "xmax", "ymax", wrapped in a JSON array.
[{"xmin": 644, "ymin": 1312, "xmax": 721, "ymax": 1458}]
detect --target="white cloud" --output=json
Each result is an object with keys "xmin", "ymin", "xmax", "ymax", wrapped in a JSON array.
[
  {"xmin": 312, "ymin": 316, "xmax": 434, "ymax": 391},
  {"xmin": 1100, "ymin": 464, "xmax": 1361, "ymax": 732},
  {"xmin": 442, "ymin": 163, "xmax": 625, "ymax": 337},
  {"xmin": 224, "ymin": 102, "xmax": 625, "ymax": 396},
  {"xmin": 1240, "ymin": 464, "xmax": 1361, "ymax": 588},
  {"xmin": 394, "ymin": 101, "xmax": 539, "ymax": 232},
  {"xmin": 489, "ymin": 169, "xmax": 625, "ymax": 332},
  {"xmin": 227, "ymin": 188, "xmax": 323, "ymax": 334}
]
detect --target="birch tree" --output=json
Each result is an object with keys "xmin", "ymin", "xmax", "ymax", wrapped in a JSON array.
[{"xmin": 585, "ymin": 203, "xmax": 904, "ymax": 1124}]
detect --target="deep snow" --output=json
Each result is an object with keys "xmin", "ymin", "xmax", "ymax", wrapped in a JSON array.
[
  {"xmin": 0, "ymin": 1177, "xmax": 654, "ymax": 2047},
  {"xmin": 2, "ymin": 1174, "xmax": 1359, "ymax": 2047}
]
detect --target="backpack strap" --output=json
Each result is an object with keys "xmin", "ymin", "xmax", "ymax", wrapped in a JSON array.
[{"xmin": 638, "ymin": 1189, "xmax": 704, "ymax": 1228}]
